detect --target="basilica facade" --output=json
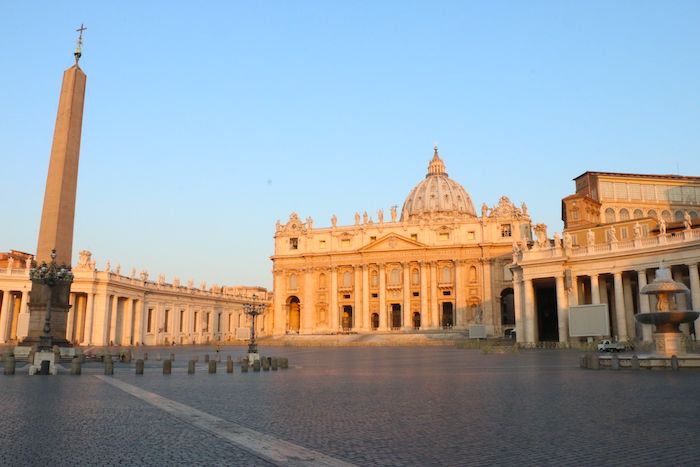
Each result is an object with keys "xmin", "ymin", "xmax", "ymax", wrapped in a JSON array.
[{"xmin": 270, "ymin": 148, "xmax": 532, "ymax": 337}]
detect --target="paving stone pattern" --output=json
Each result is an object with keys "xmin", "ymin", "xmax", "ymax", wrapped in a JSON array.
[{"xmin": 1, "ymin": 346, "xmax": 699, "ymax": 466}]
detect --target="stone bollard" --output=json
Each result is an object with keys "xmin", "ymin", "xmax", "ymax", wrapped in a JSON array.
[
  {"xmin": 281, "ymin": 357, "xmax": 289, "ymax": 369},
  {"xmin": 579, "ymin": 355, "xmax": 587, "ymax": 369},
  {"xmin": 188, "ymin": 360, "xmax": 195, "ymax": 374},
  {"xmin": 3, "ymin": 354, "xmax": 15, "ymax": 375},
  {"xmin": 136, "ymin": 359, "xmax": 144, "ymax": 375},
  {"xmin": 671, "ymin": 355, "xmax": 679, "ymax": 371},
  {"xmin": 253, "ymin": 359, "xmax": 261, "ymax": 372},
  {"xmin": 226, "ymin": 360, "xmax": 234, "ymax": 373},
  {"xmin": 271, "ymin": 357, "xmax": 278, "ymax": 371},
  {"xmin": 611, "ymin": 355, "xmax": 620, "ymax": 370},
  {"xmin": 121, "ymin": 351, "xmax": 132, "ymax": 364},
  {"xmin": 262, "ymin": 357, "xmax": 270, "ymax": 371},
  {"xmin": 631, "ymin": 355, "xmax": 640, "ymax": 370},
  {"xmin": 143, "ymin": 352, "xmax": 148, "ymax": 361},
  {"xmin": 163, "ymin": 359, "xmax": 172, "ymax": 375},
  {"xmin": 241, "ymin": 359, "xmax": 249, "ymax": 373},
  {"xmin": 204, "ymin": 354, "xmax": 210, "ymax": 363},
  {"xmin": 208, "ymin": 360, "xmax": 217, "ymax": 374},
  {"xmin": 104, "ymin": 358, "xmax": 114, "ymax": 375},
  {"xmin": 170, "ymin": 353, "xmax": 175, "ymax": 361},
  {"xmin": 156, "ymin": 352, "xmax": 162, "ymax": 361},
  {"xmin": 71, "ymin": 357, "xmax": 82, "ymax": 375}
]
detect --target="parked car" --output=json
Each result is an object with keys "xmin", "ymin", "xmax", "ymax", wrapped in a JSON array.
[{"xmin": 597, "ymin": 339, "xmax": 625, "ymax": 352}]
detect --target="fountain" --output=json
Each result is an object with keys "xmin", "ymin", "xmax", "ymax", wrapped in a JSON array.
[{"xmin": 635, "ymin": 265, "xmax": 699, "ymax": 356}]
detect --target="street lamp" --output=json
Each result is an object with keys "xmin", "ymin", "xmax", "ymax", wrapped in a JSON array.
[
  {"xmin": 243, "ymin": 294, "xmax": 266, "ymax": 360},
  {"xmin": 29, "ymin": 249, "xmax": 74, "ymax": 351}
]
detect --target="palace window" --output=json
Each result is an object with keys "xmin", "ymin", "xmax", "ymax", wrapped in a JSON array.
[
  {"xmin": 369, "ymin": 236, "xmax": 376, "ymax": 242},
  {"xmin": 289, "ymin": 237, "xmax": 298, "ymax": 250},
  {"xmin": 647, "ymin": 209, "xmax": 657, "ymax": 219},
  {"xmin": 441, "ymin": 267, "xmax": 451, "ymax": 283},
  {"xmin": 662, "ymin": 210, "xmax": 672, "ymax": 222},
  {"xmin": 413, "ymin": 292, "xmax": 419, "ymax": 297},
  {"xmin": 163, "ymin": 310, "xmax": 169, "ymax": 332},
  {"xmin": 341, "ymin": 239, "xmax": 351, "ymax": 247},
  {"xmin": 318, "ymin": 273, "xmax": 327, "ymax": 289},
  {"xmin": 442, "ymin": 290, "xmax": 451, "ymax": 296},
  {"xmin": 570, "ymin": 209, "xmax": 580, "ymax": 221},
  {"xmin": 194, "ymin": 311, "xmax": 199, "ymax": 332},
  {"xmin": 619, "ymin": 209, "xmax": 630, "ymax": 221},
  {"xmin": 180, "ymin": 310, "xmax": 185, "ymax": 332},
  {"xmin": 411, "ymin": 233, "xmax": 418, "ymax": 241},
  {"xmin": 467, "ymin": 231, "xmax": 475, "ymax": 240},
  {"xmin": 633, "ymin": 209, "xmax": 643, "ymax": 219},
  {"xmin": 319, "ymin": 240, "xmax": 326, "ymax": 249},
  {"xmin": 500, "ymin": 224, "xmax": 512, "ymax": 238},
  {"xmin": 370, "ymin": 270, "xmax": 378, "ymax": 287},
  {"xmin": 605, "ymin": 208, "xmax": 616, "ymax": 223},
  {"xmin": 620, "ymin": 227, "xmax": 628, "ymax": 240},
  {"xmin": 147, "ymin": 308, "xmax": 154, "ymax": 333},
  {"xmin": 439, "ymin": 232, "xmax": 450, "ymax": 241},
  {"xmin": 371, "ymin": 293, "xmax": 378, "ymax": 298},
  {"xmin": 675, "ymin": 210, "xmax": 684, "ymax": 222}
]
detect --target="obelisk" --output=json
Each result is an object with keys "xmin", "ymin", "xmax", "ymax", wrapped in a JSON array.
[{"xmin": 21, "ymin": 26, "xmax": 87, "ymax": 351}]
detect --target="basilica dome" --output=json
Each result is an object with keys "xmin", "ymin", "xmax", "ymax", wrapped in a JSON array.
[{"xmin": 400, "ymin": 147, "xmax": 476, "ymax": 221}]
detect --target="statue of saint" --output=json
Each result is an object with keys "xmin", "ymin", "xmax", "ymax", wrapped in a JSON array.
[
  {"xmin": 521, "ymin": 202, "xmax": 528, "ymax": 216},
  {"xmin": 587, "ymin": 229, "xmax": 595, "ymax": 247},
  {"xmin": 363, "ymin": 211, "xmax": 369, "ymax": 224},
  {"xmin": 481, "ymin": 203, "xmax": 489, "ymax": 218},
  {"xmin": 331, "ymin": 214, "xmax": 337, "ymax": 228},
  {"xmin": 553, "ymin": 232, "xmax": 561, "ymax": 248},
  {"xmin": 659, "ymin": 218, "xmax": 667, "ymax": 235},
  {"xmin": 306, "ymin": 216, "xmax": 313, "ymax": 231},
  {"xmin": 633, "ymin": 222, "xmax": 642, "ymax": 239},
  {"xmin": 684, "ymin": 211, "xmax": 693, "ymax": 230},
  {"xmin": 564, "ymin": 232, "xmax": 573, "ymax": 249},
  {"xmin": 607, "ymin": 226, "xmax": 617, "ymax": 243},
  {"xmin": 390, "ymin": 206, "xmax": 397, "ymax": 222},
  {"xmin": 377, "ymin": 209, "xmax": 384, "ymax": 224},
  {"xmin": 354, "ymin": 212, "xmax": 360, "ymax": 226},
  {"xmin": 105, "ymin": 260, "xmax": 111, "ymax": 273}
]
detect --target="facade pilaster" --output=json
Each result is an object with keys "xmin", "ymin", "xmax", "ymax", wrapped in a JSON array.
[
  {"xmin": 108, "ymin": 295, "xmax": 118, "ymax": 345},
  {"xmin": 524, "ymin": 279, "xmax": 536, "ymax": 344},
  {"xmin": 354, "ymin": 266, "xmax": 363, "ymax": 330},
  {"xmin": 133, "ymin": 298, "xmax": 143, "ymax": 345},
  {"xmin": 303, "ymin": 268, "xmax": 315, "ymax": 333},
  {"xmin": 454, "ymin": 260, "xmax": 464, "ymax": 328},
  {"xmin": 123, "ymin": 298, "xmax": 134, "ymax": 345},
  {"xmin": 330, "ymin": 267, "xmax": 339, "ymax": 332},
  {"xmin": 420, "ymin": 262, "xmax": 429, "ymax": 328},
  {"xmin": 361, "ymin": 265, "xmax": 370, "ymax": 330},
  {"xmin": 613, "ymin": 272, "xmax": 627, "ymax": 341},
  {"xmin": 378, "ymin": 264, "xmax": 387, "ymax": 330},
  {"xmin": 481, "ymin": 260, "xmax": 494, "ymax": 327},
  {"xmin": 622, "ymin": 274, "xmax": 636, "ymax": 339},
  {"xmin": 513, "ymin": 271, "xmax": 524, "ymax": 343},
  {"xmin": 590, "ymin": 274, "xmax": 601, "ymax": 304},
  {"xmin": 430, "ymin": 262, "xmax": 438, "ymax": 328},
  {"xmin": 273, "ymin": 271, "xmax": 286, "ymax": 335},
  {"xmin": 555, "ymin": 274, "xmax": 569, "ymax": 343},
  {"xmin": 81, "ymin": 292, "xmax": 95, "ymax": 345},
  {"xmin": 402, "ymin": 262, "xmax": 411, "ymax": 330}
]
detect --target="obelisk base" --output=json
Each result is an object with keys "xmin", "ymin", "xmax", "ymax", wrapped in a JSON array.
[{"xmin": 20, "ymin": 281, "xmax": 72, "ymax": 349}]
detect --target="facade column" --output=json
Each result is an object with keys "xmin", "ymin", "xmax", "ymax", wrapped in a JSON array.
[
  {"xmin": 361, "ymin": 265, "xmax": 370, "ymax": 330},
  {"xmin": 66, "ymin": 292, "xmax": 76, "ymax": 342},
  {"xmin": 123, "ymin": 298, "xmax": 134, "ymax": 345},
  {"xmin": 16, "ymin": 290, "xmax": 30, "ymax": 340},
  {"xmin": 98, "ymin": 293, "xmax": 112, "ymax": 346},
  {"xmin": 420, "ymin": 262, "xmax": 429, "ymax": 328},
  {"xmin": 81, "ymin": 292, "xmax": 95, "ymax": 345},
  {"xmin": 590, "ymin": 274, "xmax": 601, "ymax": 304},
  {"xmin": 108, "ymin": 295, "xmax": 118, "ymax": 345},
  {"xmin": 378, "ymin": 264, "xmax": 387, "ymax": 330},
  {"xmin": 354, "ymin": 266, "xmax": 363, "ymax": 330},
  {"xmin": 303, "ymin": 268, "xmax": 316, "ymax": 333},
  {"xmin": 272, "ymin": 271, "xmax": 285, "ymax": 335},
  {"xmin": 555, "ymin": 273, "xmax": 569, "ymax": 343},
  {"xmin": 132, "ymin": 298, "xmax": 143, "ymax": 345},
  {"xmin": 622, "ymin": 273, "xmax": 636, "ymax": 339},
  {"xmin": 402, "ymin": 262, "xmax": 411, "ymax": 330},
  {"xmin": 524, "ymin": 279, "xmax": 537, "ymax": 344},
  {"xmin": 453, "ymin": 260, "xmax": 463, "ymax": 328},
  {"xmin": 73, "ymin": 295, "xmax": 85, "ymax": 344},
  {"xmin": 688, "ymin": 263, "xmax": 700, "ymax": 340},
  {"xmin": 430, "ymin": 262, "xmax": 439, "ymax": 328},
  {"xmin": 0, "ymin": 291, "xmax": 11, "ymax": 343},
  {"xmin": 513, "ymin": 271, "xmax": 524, "ymax": 343},
  {"xmin": 329, "ymin": 267, "xmax": 338, "ymax": 332},
  {"xmin": 481, "ymin": 259, "xmax": 494, "ymax": 328},
  {"xmin": 636, "ymin": 269, "xmax": 652, "ymax": 342},
  {"xmin": 613, "ymin": 272, "xmax": 627, "ymax": 341},
  {"xmin": 568, "ymin": 272, "xmax": 579, "ymax": 307}
]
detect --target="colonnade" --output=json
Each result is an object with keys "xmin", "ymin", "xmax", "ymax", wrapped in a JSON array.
[{"xmin": 0, "ymin": 289, "xmax": 29, "ymax": 344}]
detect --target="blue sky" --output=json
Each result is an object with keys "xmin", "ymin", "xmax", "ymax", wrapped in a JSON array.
[{"xmin": 2, "ymin": 1, "xmax": 699, "ymax": 288}]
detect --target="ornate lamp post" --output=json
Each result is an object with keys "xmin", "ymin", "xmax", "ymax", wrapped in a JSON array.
[
  {"xmin": 29, "ymin": 249, "xmax": 74, "ymax": 351},
  {"xmin": 243, "ymin": 294, "xmax": 267, "ymax": 359}
]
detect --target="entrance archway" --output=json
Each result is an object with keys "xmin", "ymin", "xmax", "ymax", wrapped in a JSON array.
[
  {"xmin": 371, "ymin": 313, "xmax": 379, "ymax": 330},
  {"xmin": 391, "ymin": 304, "xmax": 401, "ymax": 329},
  {"xmin": 441, "ymin": 302, "xmax": 454, "ymax": 328},
  {"xmin": 501, "ymin": 288, "xmax": 515, "ymax": 326},
  {"xmin": 535, "ymin": 280, "xmax": 558, "ymax": 341},
  {"xmin": 287, "ymin": 296, "xmax": 301, "ymax": 333},
  {"xmin": 342, "ymin": 305, "xmax": 353, "ymax": 330},
  {"xmin": 412, "ymin": 312, "xmax": 421, "ymax": 329}
]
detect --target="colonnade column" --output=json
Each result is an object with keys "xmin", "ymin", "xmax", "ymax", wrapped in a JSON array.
[
  {"xmin": 622, "ymin": 274, "xmax": 636, "ymax": 339},
  {"xmin": 613, "ymin": 272, "xmax": 628, "ymax": 341},
  {"xmin": 354, "ymin": 266, "xmax": 363, "ymax": 330},
  {"xmin": 590, "ymin": 274, "xmax": 601, "ymax": 304},
  {"xmin": 430, "ymin": 262, "xmax": 439, "ymax": 328},
  {"xmin": 124, "ymin": 298, "xmax": 134, "ymax": 345},
  {"xmin": 420, "ymin": 262, "xmax": 429, "ymax": 328},
  {"xmin": 568, "ymin": 272, "xmax": 579, "ymax": 307},
  {"xmin": 513, "ymin": 271, "xmax": 524, "ymax": 343},
  {"xmin": 555, "ymin": 273, "xmax": 569, "ymax": 343},
  {"xmin": 66, "ymin": 293, "xmax": 76, "ymax": 342},
  {"xmin": 378, "ymin": 264, "xmax": 387, "ymax": 330},
  {"xmin": 303, "ymin": 268, "xmax": 315, "ymax": 333},
  {"xmin": 688, "ymin": 263, "xmax": 700, "ymax": 340},
  {"xmin": 133, "ymin": 298, "xmax": 143, "ymax": 345},
  {"xmin": 637, "ymin": 269, "xmax": 652, "ymax": 343},
  {"xmin": 402, "ymin": 263, "xmax": 411, "ymax": 330},
  {"xmin": 0, "ymin": 291, "xmax": 11, "ymax": 343},
  {"xmin": 524, "ymin": 279, "xmax": 536, "ymax": 344},
  {"xmin": 329, "ymin": 267, "xmax": 338, "ymax": 332},
  {"xmin": 361, "ymin": 265, "xmax": 370, "ymax": 330},
  {"xmin": 81, "ymin": 292, "xmax": 95, "ymax": 345},
  {"xmin": 16, "ymin": 290, "xmax": 29, "ymax": 340}
]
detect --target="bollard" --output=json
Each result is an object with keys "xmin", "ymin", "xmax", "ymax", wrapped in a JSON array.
[
  {"xmin": 579, "ymin": 355, "xmax": 587, "ymax": 369},
  {"xmin": 271, "ymin": 357, "xmax": 278, "ymax": 371},
  {"xmin": 136, "ymin": 359, "xmax": 144, "ymax": 375},
  {"xmin": 170, "ymin": 353, "xmax": 175, "ymax": 361},
  {"xmin": 590, "ymin": 355, "xmax": 600, "ymax": 370},
  {"xmin": 188, "ymin": 360, "xmax": 195, "ymax": 374},
  {"xmin": 611, "ymin": 355, "xmax": 620, "ymax": 370},
  {"xmin": 208, "ymin": 360, "xmax": 217, "ymax": 374},
  {"xmin": 631, "ymin": 355, "xmax": 640, "ymax": 370},
  {"xmin": 104, "ymin": 358, "xmax": 114, "ymax": 375},
  {"xmin": 143, "ymin": 352, "xmax": 148, "ymax": 361},
  {"xmin": 204, "ymin": 354, "xmax": 210, "ymax": 363},
  {"xmin": 226, "ymin": 360, "xmax": 234, "ymax": 373},
  {"xmin": 3, "ymin": 355, "xmax": 15, "ymax": 375},
  {"xmin": 121, "ymin": 351, "xmax": 132, "ymax": 364},
  {"xmin": 70, "ymin": 357, "xmax": 82, "ymax": 375},
  {"xmin": 671, "ymin": 355, "xmax": 679, "ymax": 371},
  {"xmin": 281, "ymin": 357, "xmax": 289, "ymax": 369},
  {"xmin": 262, "ymin": 357, "xmax": 270, "ymax": 371},
  {"xmin": 241, "ymin": 360, "xmax": 249, "ymax": 373},
  {"xmin": 163, "ymin": 359, "xmax": 172, "ymax": 375},
  {"xmin": 253, "ymin": 359, "xmax": 261, "ymax": 372}
]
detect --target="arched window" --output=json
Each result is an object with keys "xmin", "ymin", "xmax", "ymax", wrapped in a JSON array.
[
  {"xmin": 619, "ymin": 208, "xmax": 630, "ymax": 221},
  {"xmin": 662, "ymin": 210, "xmax": 672, "ymax": 222},
  {"xmin": 674, "ymin": 210, "xmax": 684, "ymax": 221},
  {"xmin": 370, "ymin": 270, "xmax": 378, "ymax": 287},
  {"xmin": 441, "ymin": 267, "xmax": 451, "ymax": 283},
  {"xmin": 648, "ymin": 209, "xmax": 657, "ymax": 219},
  {"xmin": 390, "ymin": 268, "xmax": 400, "ymax": 285},
  {"xmin": 605, "ymin": 208, "xmax": 616, "ymax": 223},
  {"xmin": 289, "ymin": 273, "xmax": 297, "ymax": 290},
  {"xmin": 318, "ymin": 273, "xmax": 327, "ymax": 289},
  {"xmin": 411, "ymin": 268, "xmax": 420, "ymax": 285},
  {"xmin": 343, "ymin": 271, "xmax": 352, "ymax": 288},
  {"xmin": 633, "ymin": 209, "xmax": 643, "ymax": 219},
  {"xmin": 690, "ymin": 211, "xmax": 698, "ymax": 220},
  {"xmin": 469, "ymin": 266, "xmax": 477, "ymax": 283}
]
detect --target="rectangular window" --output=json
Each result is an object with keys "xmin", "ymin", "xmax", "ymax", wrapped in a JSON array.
[
  {"xmin": 669, "ymin": 186, "xmax": 682, "ymax": 202},
  {"xmin": 412, "ymin": 292, "xmax": 419, "ymax": 297},
  {"xmin": 343, "ymin": 294, "xmax": 351, "ymax": 299},
  {"xmin": 289, "ymin": 237, "xmax": 299, "ymax": 250},
  {"xmin": 656, "ymin": 185, "xmax": 669, "ymax": 201},
  {"xmin": 371, "ymin": 293, "xmax": 378, "ymax": 298},
  {"xmin": 180, "ymin": 310, "xmax": 184, "ymax": 332},
  {"xmin": 442, "ymin": 290, "xmax": 451, "ymax": 296},
  {"xmin": 628, "ymin": 183, "xmax": 642, "ymax": 200},
  {"xmin": 601, "ymin": 181, "xmax": 614, "ymax": 199},
  {"xmin": 439, "ymin": 232, "xmax": 450, "ymax": 241},
  {"xmin": 681, "ymin": 186, "xmax": 695, "ymax": 203},
  {"xmin": 614, "ymin": 182, "xmax": 628, "ymax": 199},
  {"xmin": 501, "ymin": 224, "xmax": 512, "ymax": 238},
  {"xmin": 369, "ymin": 236, "xmax": 376, "ymax": 242},
  {"xmin": 319, "ymin": 240, "xmax": 326, "ymax": 249},
  {"xmin": 642, "ymin": 184, "xmax": 656, "ymax": 201},
  {"xmin": 411, "ymin": 233, "xmax": 418, "ymax": 241},
  {"xmin": 147, "ymin": 309, "xmax": 153, "ymax": 333},
  {"xmin": 217, "ymin": 313, "xmax": 221, "ymax": 332},
  {"xmin": 163, "ymin": 309, "xmax": 169, "ymax": 332},
  {"xmin": 620, "ymin": 227, "xmax": 628, "ymax": 240},
  {"xmin": 341, "ymin": 239, "xmax": 351, "ymax": 247},
  {"xmin": 194, "ymin": 311, "xmax": 199, "ymax": 332},
  {"xmin": 466, "ymin": 231, "xmax": 475, "ymax": 240}
]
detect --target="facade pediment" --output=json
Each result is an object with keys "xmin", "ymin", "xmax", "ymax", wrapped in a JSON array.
[{"xmin": 358, "ymin": 233, "xmax": 425, "ymax": 252}]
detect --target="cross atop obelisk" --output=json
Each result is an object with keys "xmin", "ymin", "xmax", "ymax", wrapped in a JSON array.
[
  {"xmin": 74, "ymin": 23, "xmax": 87, "ymax": 64},
  {"xmin": 35, "ymin": 26, "xmax": 88, "ymax": 265}
]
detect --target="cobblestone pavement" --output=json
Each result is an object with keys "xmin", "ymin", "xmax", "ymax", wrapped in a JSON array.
[{"xmin": 1, "ymin": 345, "xmax": 700, "ymax": 466}]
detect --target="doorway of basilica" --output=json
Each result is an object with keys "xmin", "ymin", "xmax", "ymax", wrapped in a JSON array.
[
  {"xmin": 391, "ymin": 304, "xmax": 401, "ymax": 329},
  {"xmin": 342, "ymin": 305, "xmax": 353, "ymax": 330},
  {"xmin": 287, "ymin": 296, "xmax": 300, "ymax": 333},
  {"xmin": 441, "ymin": 302, "xmax": 454, "ymax": 328},
  {"xmin": 412, "ymin": 311, "xmax": 421, "ymax": 329},
  {"xmin": 371, "ymin": 313, "xmax": 379, "ymax": 330}
]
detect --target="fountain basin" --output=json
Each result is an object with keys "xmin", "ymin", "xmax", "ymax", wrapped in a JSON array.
[{"xmin": 635, "ymin": 311, "xmax": 699, "ymax": 333}]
